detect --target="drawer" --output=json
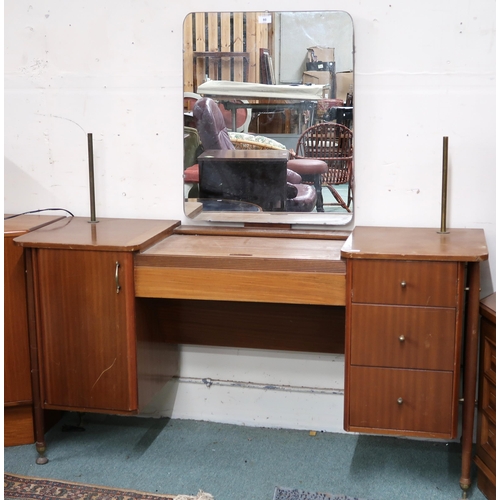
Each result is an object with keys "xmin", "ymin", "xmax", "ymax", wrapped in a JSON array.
[
  {"xmin": 479, "ymin": 376, "xmax": 496, "ymax": 422},
  {"xmin": 350, "ymin": 304, "xmax": 457, "ymax": 370},
  {"xmin": 476, "ymin": 410, "xmax": 496, "ymax": 473},
  {"xmin": 348, "ymin": 366, "xmax": 454, "ymax": 436},
  {"xmin": 351, "ymin": 260, "xmax": 458, "ymax": 307},
  {"xmin": 482, "ymin": 333, "xmax": 496, "ymax": 385}
]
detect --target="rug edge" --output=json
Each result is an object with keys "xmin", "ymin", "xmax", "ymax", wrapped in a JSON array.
[{"xmin": 4, "ymin": 472, "xmax": 177, "ymax": 499}]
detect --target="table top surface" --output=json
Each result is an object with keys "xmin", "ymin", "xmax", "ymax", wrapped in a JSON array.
[
  {"xmin": 197, "ymin": 80, "xmax": 328, "ymax": 100},
  {"xmin": 13, "ymin": 217, "xmax": 180, "ymax": 251},
  {"xmin": 4, "ymin": 214, "xmax": 66, "ymax": 236},
  {"xmin": 341, "ymin": 226, "xmax": 489, "ymax": 262},
  {"xmin": 136, "ymin": 233, "xmax": 347, "ymax": 274}
]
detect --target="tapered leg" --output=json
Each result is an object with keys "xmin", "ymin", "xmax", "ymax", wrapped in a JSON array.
[
  {"xmin": 459, "ymin": 262, "xmax": 481, "ymax": 497},
  {"xmin": 25, "ymin": 249, "xmax": 48, "ymax": 464}
]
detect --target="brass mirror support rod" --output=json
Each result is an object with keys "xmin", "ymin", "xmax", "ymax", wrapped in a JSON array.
[
  {"xmin": 438, "ymin": 136, "xmax": 449, "ymax": 234},
  {"xmin": 87, "ymin": 132, "xmax": 99, "ymax": 223}
]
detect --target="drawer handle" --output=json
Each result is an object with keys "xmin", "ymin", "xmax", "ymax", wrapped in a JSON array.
[
  {"xmin": 397, "ymin": 397, "xmax": 404, "ymax": 405},
  {"xmin": 115, "ymin": 261, "xmax": 121, "ymax": 294},
  {"xmin": 400, "ymin": 281, "xmax": 407, "ymax": 288},
  {"xmin": 399, "ymin": 335, "xmax": 405, "ymax": 343}
]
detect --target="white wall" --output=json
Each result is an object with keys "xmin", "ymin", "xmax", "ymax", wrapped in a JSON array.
[{"xmin": 5, "ymin": 0, "xmax": 495, "ymax": 433}]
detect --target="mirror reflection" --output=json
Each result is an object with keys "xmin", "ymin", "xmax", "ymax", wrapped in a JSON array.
[{"xmin": 183, "ymin": 11, "xmax": 354, "ymax": 224}]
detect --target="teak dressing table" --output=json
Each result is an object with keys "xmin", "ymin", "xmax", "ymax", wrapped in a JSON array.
[{"xmin": 13, "ymin": 218, "xmax": 488, "ymax": 497}]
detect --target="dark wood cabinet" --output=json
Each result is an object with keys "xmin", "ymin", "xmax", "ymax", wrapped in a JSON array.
[
  {"xmin": 14, "ymin": 217, "xmax": 181, "ymax": 419},
  {"xmin": 12, "ymin": 222, "xmax": 489, "ymax": 496},
  {"xmin": 474, "ymin": 293, "xmax": 496, "ymax": 500},
  {"xmin": 345, "ymin": 259, "xmax": 464, "ymax": 438},
  {"xmin": 341, "ymin": 226, "xmax": 488, "ymax": 496},
  {"xmin": 4, "ymin": 215, "xmax": 63, "ymax": 446}
]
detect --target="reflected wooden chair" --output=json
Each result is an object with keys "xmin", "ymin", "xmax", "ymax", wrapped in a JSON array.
[
  {"xmin": 217, "ymin": 99, "xmax": 252, "ymax": 133},
  {"xmin": 294, "ymin": 122, "xmax": 353, "ymax": 212}
]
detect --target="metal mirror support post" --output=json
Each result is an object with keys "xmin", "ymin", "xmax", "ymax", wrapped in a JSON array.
[
  {"xmin": 439, "ymin": 136, "xmax": 449, "ymax": 234},
  {"xmin": 87, "ymin": 133, "xmax": 99, "ymax": 223}
]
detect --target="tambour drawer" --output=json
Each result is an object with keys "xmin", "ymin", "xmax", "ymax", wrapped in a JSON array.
[
  {"xmin": 351, "ymin": 260, "xmax": 458, "ymax": 307},
  {"xmin": 350, "ymin": 304, "xmax": 457, "ymax": 370},
  {"xmin": 348, "ymin": 366, "xmax": 454, "ymax": 436}
]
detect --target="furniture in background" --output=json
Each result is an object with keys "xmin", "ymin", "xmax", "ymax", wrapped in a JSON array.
[
  {"xmin": 198, "ymin": 149, "xmax": 289, "ymax": 211},
  {"xmin": 474, "ymin": 292, "xmax": 496, "ymax": 500},
  {"xmin": 218, "ymin": 99, "xmax": 252, "ymax": 133},
  {"xmin": 295, "ymin": 122, "xmax": 353, "ymax": 212},
  {"xmin": 4, "ymin": 214, "xmax": 64, "ymax": 446},
  {"xmin": 341, "ymin": 226, "xmax": 488, "ymax": 498},
  {"xmin": 260, "ymin": 48, "xmax": 276, "ymax": 85},
  {"xmin": 183, "ymin": 126, "xmax": 203, "ymax": 198},
  {"xmin": 183, "ymin": 92, "xmax": 201, "ymax": 128},
  {"xmin": 183, "ymin": 92, "xmax": 201, "ymax": 113},
  {"xmin": 14, "ymin": 219, "xmax": 347, "ymax": 462},
  {"xmin": 14, "ymin": 217, "xmax": 180, "ymax": 462},
  {"xmin": 190, "ymin": 97, "xmax": 319, "ymax": 212},
  {"xmin": 193, "ymin": 52, "xmax": 250, "ymax": 83},
  {"xmin": 197, "ymin": 80, "xmax": 329, "ymax": 134},
  {"xmin": 13, "ymin": 220, "xmax": 488, "ymax": 498}
]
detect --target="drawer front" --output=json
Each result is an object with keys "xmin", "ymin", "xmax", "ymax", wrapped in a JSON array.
[
  {"xmin": 476, "ymin": 409, "xmax": 496, "ymax": 472},
  {"xmin": 479, "ymin": 375, "xmax": 496, "ymax": 423},
  {"xmin": 482, "ymin": 330, "xmax": 496, "ymax": 385},
  {"xmin": 348, "ymin": 366, "xmax": 454, "ymax": 436},
  {"xmin": 350, "ymin": 304, "xmax": 457, "ymax": 370},
  {"xmin": 351, "ymin": 260, "xmax": 458, "ymax": 307}
]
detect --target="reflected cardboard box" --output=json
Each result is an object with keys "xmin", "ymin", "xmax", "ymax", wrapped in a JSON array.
[
  {"xmin": 336, "ymin": 72, "xmax": 354, "ymax": 102},
  {"xmin": 302, "ymin": 71, "xmax": 333, "ymax": 98},
  {"xmin": 307, "ymin": 46, "xmax": 335, "ymax": 63}
]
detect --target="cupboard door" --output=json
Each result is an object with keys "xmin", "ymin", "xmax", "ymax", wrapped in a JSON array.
[{"xmin": 35, "ymin": 249, "xmax": 138, "ymax": 413}]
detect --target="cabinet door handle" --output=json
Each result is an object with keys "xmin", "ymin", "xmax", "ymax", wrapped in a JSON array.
[
  {"xmin": 397, "ymin": 397, "xmax": 404, "ymax": 405},
  {"xmin": 400, "ymin": 281, "xmax": 407, "ymax": 288},
  {"xmin": 115, "ymin": 261, "xmax": 121, "ymax": 294},
  {"xmin": 399, "ymin": 335, "xmax": 405, "ymax": 342}
]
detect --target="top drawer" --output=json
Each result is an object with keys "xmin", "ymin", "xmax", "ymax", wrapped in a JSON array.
[{"xmin": 351, "ymin": 260, "xmax": 459, "ymax": 307}]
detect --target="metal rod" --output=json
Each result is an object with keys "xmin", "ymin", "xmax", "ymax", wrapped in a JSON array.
[
  {"xmin": 439, "ymin": 136, "xmax": 449, "ymax": 234},
  {"xmin": 87, "ymin": 133, "xmax": 98, "ymax": 223}
]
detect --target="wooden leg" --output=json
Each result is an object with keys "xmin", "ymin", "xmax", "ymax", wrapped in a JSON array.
[
  {"xmin": 459, "ymin": 262, "xmax": 481, "ymax": 496},
  {"xmin": 25, "ymin": 249, "xmax": 48, "ymax": 464}
]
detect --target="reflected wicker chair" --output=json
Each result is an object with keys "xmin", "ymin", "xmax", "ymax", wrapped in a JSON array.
[{"xmin": 294, "ymin": 122, "xmax": 353, "ymax": 212}]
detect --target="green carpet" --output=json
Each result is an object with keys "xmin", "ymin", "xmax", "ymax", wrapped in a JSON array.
[{"xmin": 3, "ymin": 413, "xmax": 479, "ymax": 500}]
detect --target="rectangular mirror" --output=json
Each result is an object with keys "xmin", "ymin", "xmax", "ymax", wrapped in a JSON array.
[{"xmin": 183, "ymin": 11, "xmax": 354, "ymax": 225}]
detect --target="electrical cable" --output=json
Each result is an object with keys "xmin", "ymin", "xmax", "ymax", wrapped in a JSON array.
[{"xmin": 4, "ymin": 208, "xmax": 75, "ymax": 220}]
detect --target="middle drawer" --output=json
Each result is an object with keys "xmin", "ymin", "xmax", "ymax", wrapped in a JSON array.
[{"xmin": 350, "ymin": 304, "xmax": 457, "ymax": 371}]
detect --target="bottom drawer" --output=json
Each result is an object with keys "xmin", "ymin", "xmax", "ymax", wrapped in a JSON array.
[{"xmin": 347, "ymin": 366, "xmax": 455, "ymax": 437}]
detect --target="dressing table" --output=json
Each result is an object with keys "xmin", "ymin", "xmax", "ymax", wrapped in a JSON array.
[{"xmin": 13, "ymin": 218, "xmax": 488, "ymax": 497}]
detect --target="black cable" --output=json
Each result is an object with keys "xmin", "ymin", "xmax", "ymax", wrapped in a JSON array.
[{"xmin": 4, "ymin": 208, "xmax": 75, "ymax": 220}]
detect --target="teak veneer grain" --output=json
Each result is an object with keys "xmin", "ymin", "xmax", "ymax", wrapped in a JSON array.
[{"xmin": 134, "ymin": 234, "xmax": 347, "ymax": 305}]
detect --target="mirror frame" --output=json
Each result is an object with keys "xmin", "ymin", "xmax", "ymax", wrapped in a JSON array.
[{"xmin": 183, "ymin": 10, "xmax": 354, "ymax": 226}]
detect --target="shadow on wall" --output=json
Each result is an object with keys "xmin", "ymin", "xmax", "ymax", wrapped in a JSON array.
[{"xmin": 4, "ymin": 157, "xmax": 58, "ymax": 214}]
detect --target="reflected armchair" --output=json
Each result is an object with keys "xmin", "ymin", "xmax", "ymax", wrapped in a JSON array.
[
  {"xmin": 294, "ymin": 122, "xmax": 353, "ymax": 212},
  {"xmin": 189, "ymin": 97, "xmax": 318, "ymax": 212}
]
